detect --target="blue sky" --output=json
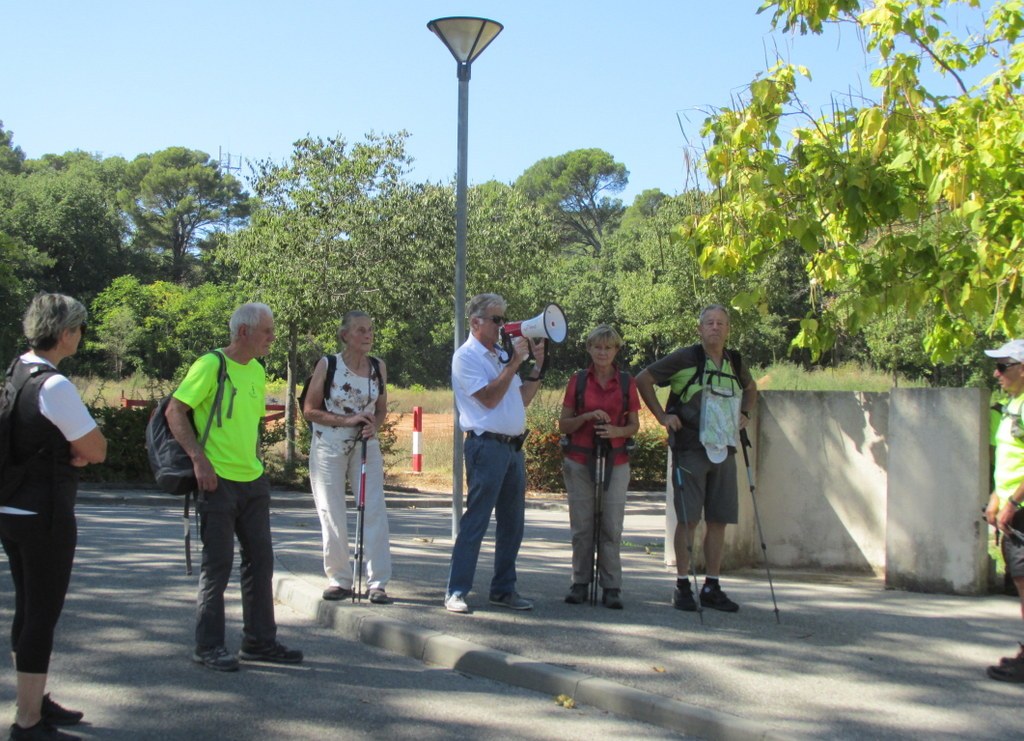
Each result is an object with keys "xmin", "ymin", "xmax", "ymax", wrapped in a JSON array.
[{"xmin": 0, "ymin": 1, "xmax": 988, "ymax": 203}]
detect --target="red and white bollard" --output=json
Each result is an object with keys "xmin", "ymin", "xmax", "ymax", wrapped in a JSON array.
[{"xmin": 412, "ymin": 406, "xmax": 423, "ymax": 473}]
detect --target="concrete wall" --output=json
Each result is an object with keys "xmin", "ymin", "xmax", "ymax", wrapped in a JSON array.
[
  {"xmin": 886, "ymin": 388, "xmax": 990, "ymax": 593},
  {"xmin": 756, "ymin": 391, "xmax": 889, "ymax": 572},
  {"xmin": 661, "ymin": 387, "xmax": 991, "ymax": 594}
]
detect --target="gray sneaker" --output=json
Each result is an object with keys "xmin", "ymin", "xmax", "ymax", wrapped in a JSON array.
[
  {"xmin": 445, "ymin": 593, "xmax": 470, "ymax": 613},
  {"xmin": 192, "ymin": 645, "xmax": 239, "ymax": 672},
  {"xmin": 489, "ymin": 592, "xmax": 533, "ymax": 611}
]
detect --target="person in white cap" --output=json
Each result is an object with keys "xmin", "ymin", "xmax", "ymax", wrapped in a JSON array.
[
  {"xmin": 983, "ymin": 338, "xmax": 1024, "ymax": 682},
  {"xmin": 635, "ymin": 304, "xmax": 757, "ymax": 613}
]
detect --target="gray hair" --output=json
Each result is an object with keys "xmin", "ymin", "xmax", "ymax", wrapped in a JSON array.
[
  {"xmin": 229, "ymin": 302, "xmax": 273, "ymax": 340},
  {"xmin": 337, "ymin": 310, "xmax": 371, "ymax": 343},
  {"xmin": 468, "ymin": 293, "xmax": 506, "ymax": 320},
  {"xmin": 699, "ymin": 304, "xmax": 730, "ymax": 324},
  {"xmin": 23, "ymin": 293, "xmax": 88, "ymax": 351},
  {"xmin": 586, "ymin": 324, "xmax": 623, "ymax": 349}
]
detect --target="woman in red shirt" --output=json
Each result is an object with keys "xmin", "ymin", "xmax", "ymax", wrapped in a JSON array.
[{"xmin": 558, "ymin": 325, "xmax": 640, "ymax": 609}]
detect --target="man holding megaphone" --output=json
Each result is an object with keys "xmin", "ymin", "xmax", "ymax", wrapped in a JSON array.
[{"xmin": 445, "ymin": 293, "xmax": 548, "ymax": 615}]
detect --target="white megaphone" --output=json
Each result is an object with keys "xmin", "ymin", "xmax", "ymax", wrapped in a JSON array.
[{"xmin": 502, "ymin": 303, "xmax": 568, "ymax": 344}]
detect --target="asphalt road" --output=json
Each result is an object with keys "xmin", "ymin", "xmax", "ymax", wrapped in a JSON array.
[{"xmin": 0, "ymin": 505, "xmax": 688, "ymax": 740}]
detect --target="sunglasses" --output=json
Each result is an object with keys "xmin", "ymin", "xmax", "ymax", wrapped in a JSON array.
[
  {"xmin": 996, "ymin": 362, "xmax": 1021, "ymax": 373},
  {"xmin": 487, "ymin": 315, "xmax": 506, "ymax": 325},
  {"xmin": 78, "ymin": 323, "xmax": 87, "ymax": 338}
]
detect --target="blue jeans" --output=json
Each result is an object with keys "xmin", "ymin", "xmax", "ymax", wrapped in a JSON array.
[{"xmin": 446, "ymin": 435, "xmax": 525, "ymax": 598}]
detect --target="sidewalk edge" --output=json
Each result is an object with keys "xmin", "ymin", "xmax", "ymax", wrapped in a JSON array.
[{"xmin": 272, "ymin": 572, "xmax": 790, "ymax": 740}]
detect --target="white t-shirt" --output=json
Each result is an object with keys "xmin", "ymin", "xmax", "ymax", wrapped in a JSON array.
[
  {"xmin": 452, "ymin": 335, "xmax": 526, "ymax": 437},
  {"xmin": 0, "ymin": 352, "xmax": 98, "ymax": 515}
]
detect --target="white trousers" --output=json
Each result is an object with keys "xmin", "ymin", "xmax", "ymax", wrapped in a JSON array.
[{"xmin": 309, "ymin": 429, "xmax": 391, "ymax": 590}]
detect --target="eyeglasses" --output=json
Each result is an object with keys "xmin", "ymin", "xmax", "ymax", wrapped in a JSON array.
[
  {"xmin": 996, "ymin": 362, "xmax": 1021, "ymax": 373},
  {"xmin": 78, "ymin": 323, "xmax": 87, "ymax": 338},
  {"xmin": 487, "ymin": 315, "xmax": 505, "ymax": 325}
]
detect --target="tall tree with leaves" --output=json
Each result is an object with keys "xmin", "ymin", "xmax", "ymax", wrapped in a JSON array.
[
  {"xmin": 122, "ymin": 147, "xmax": 249, "ymax": 283},
  {"xmin": 0, "ymin": 162, "xmax": 126, "ymax": 302},
  {"xmin": 678, "ymin": 0, "xmax": 1024, "ymax": 362},
  {"xmin": 515, "ymin": 148, "xmax": 628, "ymax": 256},
  {"xmin": 0, "ymin": 120, "xmax": 25, "ymax": 175},
  {"xmin": 222, "ymin": 132, "xmax": 412, "ymax": 466}
]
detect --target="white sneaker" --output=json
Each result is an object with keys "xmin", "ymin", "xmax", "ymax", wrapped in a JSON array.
[{"xmin": 445, "ymin": 593, "xmax": 470, "ymax": 613}]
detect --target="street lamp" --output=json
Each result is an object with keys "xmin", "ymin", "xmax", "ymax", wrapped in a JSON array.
[{"xmin": 427, "ymin": 16, "xmax": 503, "ymax": 539}]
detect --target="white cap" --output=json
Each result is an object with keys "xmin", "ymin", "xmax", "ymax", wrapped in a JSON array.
[
  {"xmin": 984, "ymin": 339, "xmax": 1024, "ymax": 362},
  {"xmin": 705, "ymin": 444, "xmax": 728, "ymax": 464}
]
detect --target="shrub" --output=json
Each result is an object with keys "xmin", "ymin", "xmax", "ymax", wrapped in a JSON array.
[
  {"xmin": 523, "ymin": 399, "xmax": 565, "ymax": 492},
  {"xmin": 80, "ymin": 405, "xmax": 153, "ymax": 483}
]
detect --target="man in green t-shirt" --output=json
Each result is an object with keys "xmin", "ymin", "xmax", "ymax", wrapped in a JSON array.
[
  {"xmin": 166, "ymin": 303, "xmax": 302, "ymax": 672},
  {"xmin": 983, "ymin": 338, "xmax": 1024, "ymax": 682}
]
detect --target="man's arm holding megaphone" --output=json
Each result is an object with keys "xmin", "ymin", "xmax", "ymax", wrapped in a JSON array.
[
  {"xmin": 473, "ymin": 337, "xmax": 543, "ymax": 409},
  {"xmin": 519, "ymin": 338, "xmax": 544, "ymax": 407}
]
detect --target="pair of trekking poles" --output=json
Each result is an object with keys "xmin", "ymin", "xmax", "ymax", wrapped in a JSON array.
[
  {"xmin": 589, "ymin": 435, "xmax": 610, "ymax": 606},
  {"xmin": 672, "ymin": 428, "xmax": 781, "ymax": 623}
]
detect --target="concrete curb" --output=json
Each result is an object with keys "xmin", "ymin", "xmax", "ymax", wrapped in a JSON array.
[{"xmin": 272, "ymin": 571, "xmax": 789, "ymax": 740}]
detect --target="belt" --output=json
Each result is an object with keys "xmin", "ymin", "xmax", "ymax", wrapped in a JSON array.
[{"xmin": 467, "ymin": 430, "xmax": 524, "ymax": 446}]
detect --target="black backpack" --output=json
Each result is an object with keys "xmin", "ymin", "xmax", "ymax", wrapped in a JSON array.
[
  {"xmin": 298, "ymin": 354, "xmax": 337, "ymax": 432},
  {"xmin": 146, "ymin": 350, "xmax": 230, "ymax": 495},
  {"xmin": 298, "ymin": 354, "xmax": 381, "ymax": 430},
  {"xmin": 0, "ymin": 358, "xmax": 59, "ymax": 505},
  {"xmin": 145, "ymin": 350, "xmax": 230, "ymax": 575}
]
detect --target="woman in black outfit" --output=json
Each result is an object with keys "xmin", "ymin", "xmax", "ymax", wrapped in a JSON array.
[{"xmin": 1, "ymin": 294, "xmax": 106, "ymax": 741}]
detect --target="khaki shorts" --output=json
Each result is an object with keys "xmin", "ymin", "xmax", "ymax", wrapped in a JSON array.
[
  {"xmin": 670, "ymin": 447, "xmax": 738, "ymax": 524},
  {"xmin": 1002, "ymin": 508, "xmax": 1024, "ymax": 579}
]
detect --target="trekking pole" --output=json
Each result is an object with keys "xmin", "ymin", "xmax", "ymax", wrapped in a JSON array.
[
  {"xmin": 673, "ymin": 458, "xmax": 703, "ymax": 624},
  {"xmin": 740, "ymin": 428, "xmax": 780, "ymax": 624},
  {"xmin": 352, "ymin": 431, "xmax": 368, "ymax": 603},
  {"xmin": 590, "ymin": 435, "xmax": 607, "ymax": 607}
]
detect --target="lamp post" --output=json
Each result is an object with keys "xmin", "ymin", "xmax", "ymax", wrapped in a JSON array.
[{"xmin": 428, "ymin": 16, "xmax": 503, "ymax": 540}]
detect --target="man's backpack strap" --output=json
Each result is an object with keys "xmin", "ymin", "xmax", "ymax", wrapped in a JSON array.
[
  {"xmin": 666, "ymin": 345, "xmax": 743, "ymax": 412},
  {"xmin": 199, "ymin": 350, "xmax": 230, "ymax": 446}
]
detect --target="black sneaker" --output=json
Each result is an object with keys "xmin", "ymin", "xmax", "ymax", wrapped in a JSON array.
[
  {"xmin": 9, "ymin": 720, "xmax": 80, "ymax": 740},
  {"xmin": 672, "ymin": 586, "xmax": 697, "ymax": 611},
  {"xmin": 238, "ymin": 641, "xmax": 303, "ymax": 664},
  {"xmin": 192, "ymin": 645, "xmax": 239, "ymax": 672},
  {"xmin": 998, "ymin": 643, "xmax": 1024, "ymax": 666},
  {"xmin": 41, "ymin": 695, "xmax": 83, "ymax": 726},
  {"xmin": 602, "ymin": 588, "xmax": 624, "ymax": 610},
  {"xmin": 322, "ymin": 586, "xmax": 354, "ymax": 601},
  {"xmin": 988, "ymin": 660, "xmax": 1024, "ymax": 682},
  {"xmin": 564, "ymin": 583, "xmax": 588, "ymax": 604},
  {"xmin": 700, "ymin": 583, "xmax": 740, "ymax": 612}
]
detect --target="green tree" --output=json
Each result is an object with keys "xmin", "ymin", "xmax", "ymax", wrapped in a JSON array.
[
  {"xmin": 90, "ymin": 276, "xmax": 240, "ymax": 381},
  {"xmin": 678, "ymin": 0, "xmax": 1024, "ymax": 362},
  {"xmin": 0, "ymin": 162, "xmax": 126, "ymax": 302},
  {"xmin": 95, "ymin": 305, "xmax": 142, "ymax": 377},
  {"xmin": 515, "ymin": 148, "xmax": 628, "ymax": 256},
  {"xmin": 122, "ymin": 147, "xmax": 249, "ymax": 283},
  {"xmin": 0, "ymin": 230, "xmax": 52, "ymax": 361},
  {"xmin": 0, "ymin": 120, "xmax": 25, "ymax": 175}
]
